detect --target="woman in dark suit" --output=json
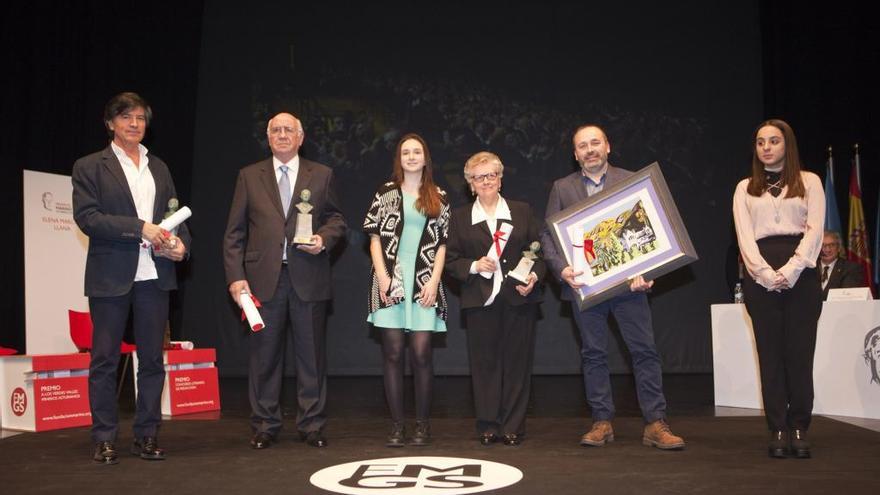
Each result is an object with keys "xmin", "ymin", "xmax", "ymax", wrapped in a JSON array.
[{"xmin": 446, "ymin": 151, "xmax": 545, "ymax": 446}]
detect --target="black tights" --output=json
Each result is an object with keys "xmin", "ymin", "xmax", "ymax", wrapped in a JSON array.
[{"xmin": 381, "ymin": 329, "xmax": 433, "ymax": 422}]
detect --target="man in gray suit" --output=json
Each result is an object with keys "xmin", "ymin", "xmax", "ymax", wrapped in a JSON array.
[
  {"xmin": 73, "ymin": 92, "xmax": 190, "ymax": 464},
  {"xmin": 224, "ymin": 112, "xmax": 346, "ymax": 449},
  {"xmin": 540, "ymin": 124, "xmax": 685, "ymax": 450}
]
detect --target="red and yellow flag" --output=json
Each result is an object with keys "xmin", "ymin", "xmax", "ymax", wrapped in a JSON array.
[{"xmin": 847, "ymin": 151, "xmax": 876, "ymax": 295}]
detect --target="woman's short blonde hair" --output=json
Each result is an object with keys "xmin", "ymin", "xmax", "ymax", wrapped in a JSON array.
[{"xmin": 464, "ymin": 151, "xmax": 504, "ymax": 183}]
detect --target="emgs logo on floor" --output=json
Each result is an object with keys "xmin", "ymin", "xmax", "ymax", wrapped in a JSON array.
[{"xmin": 310, "ymin": 456, "xmax": 523, "ymax": 494}]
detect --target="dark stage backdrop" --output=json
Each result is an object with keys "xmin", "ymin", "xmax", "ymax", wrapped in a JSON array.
[
  {"xmin": 1, "ymin": 2, "xmax": 204, "ymax": 355},
  {"xmin": 183, "ymin": 1, "xmax": 764, "ymax": 376}
]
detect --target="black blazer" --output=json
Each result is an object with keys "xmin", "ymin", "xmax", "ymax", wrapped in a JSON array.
[
  {"xmin": 446, "ymin": 198, "xmax": 546, "ymax": 309},
  {"xmin": 223, "ymin": 157, "xmax": 347, "ymax": 302},
  {"xmin": 820, "ymin": 257, "xmax": 866, "ymax": 300},
  {"xmin": 72, "ymin": 146, "xmax": 191, "ymax": 298}
]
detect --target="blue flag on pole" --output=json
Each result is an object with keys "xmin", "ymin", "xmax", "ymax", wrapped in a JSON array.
[{"xmin": 824, "ymin": 152, "xmax": 842, "ymax": 235}]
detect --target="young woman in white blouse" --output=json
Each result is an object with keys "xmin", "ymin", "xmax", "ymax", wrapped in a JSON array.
[{"xmin": 732, "ymin": 119, "xmax": 825, "ymax": 459}]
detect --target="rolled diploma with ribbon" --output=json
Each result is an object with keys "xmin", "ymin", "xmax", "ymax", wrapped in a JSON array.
[
  {"xmin": 480, "ymin": 223, "xmax": 513, "ymax": 279},
  {"xmin": 169, "ymin": 340, "xmax": 194, "ymax": 350},
  {"xmin": 572, "ymin": 237, "xmax": 593, "ymax": 285},
  {"xmin": 141, "ymin": 206, "xmax": 192, "ymax": 248},
  {"xmin": 240, "ymin": 292, "xmax": 265, "ymax": 332}
]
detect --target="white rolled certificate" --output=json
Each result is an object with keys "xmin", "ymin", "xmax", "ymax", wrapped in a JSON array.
[
  {"xmin": 572, "ymin": 242, "xmax": 590, "ymax": 285},
  {"xmin": 158, "ymin": 206, "xmax": 192, "ymax": 231},
  {"xmin": 480, "ymin": 222, "xmax": 514, "ymax": 279},
  {"xmin": 141, "ymin": 206, "xmax": 192, "ymax": 248},
  {"xmin": 240, "ymin": 292, "xmax": 265, "ymax": 332}
]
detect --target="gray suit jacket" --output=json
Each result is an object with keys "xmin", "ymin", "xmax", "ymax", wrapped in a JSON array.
[
  {"xmin": 539, "ymin": 165, "xmax": 632, "ymax": 301},
  {"xmin": 223, "ymin": 157, "xmax": 347, "ymax": 302},
  {"xmin": 72, "ymin": 146, "xmax": 191, "ymax": 297}
]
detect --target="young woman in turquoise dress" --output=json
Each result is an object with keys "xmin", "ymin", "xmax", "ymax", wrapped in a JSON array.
[{"xmin": 363, "ymin": 133, "xmax": 450, "ymax": 447}]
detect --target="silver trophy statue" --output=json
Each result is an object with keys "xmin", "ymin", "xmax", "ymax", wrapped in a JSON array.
[
  {"xmin": 292, "ymin": 189, "xmax": 316, "ymax": 245},
  {"xmin": 507, "ymin": 241, "xmax": 540, "ymax": 284}
]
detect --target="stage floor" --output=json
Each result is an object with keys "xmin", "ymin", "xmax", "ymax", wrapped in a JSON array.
[{"xmin": 2, "ymin": 375, "xmax": 879, "ymax": 494}]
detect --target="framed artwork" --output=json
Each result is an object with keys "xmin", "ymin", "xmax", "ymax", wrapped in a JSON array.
[{"xmin": 546, "ymin": 162, "xmax": 697, "ymax": 310}]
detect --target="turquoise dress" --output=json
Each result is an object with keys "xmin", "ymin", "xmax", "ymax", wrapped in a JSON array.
[{"xmin": 367, "ymin": 192, "xmax": 447, "ymax": 332}]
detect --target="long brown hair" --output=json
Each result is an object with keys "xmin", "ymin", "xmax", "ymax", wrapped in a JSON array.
[
  {"xmin": 747, "ymin": 119, "xmax": 805, "ymax": 198},
  {"xmin": 392, "ymin": 133, "xmax": 442, "ymax": 217}
]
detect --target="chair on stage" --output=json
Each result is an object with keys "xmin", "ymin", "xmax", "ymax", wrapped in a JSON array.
[
  {"xmin": 68, "ymin": 310, "xmax": 137, "ymax": 398},
  {"xmin": 0, "ymin": 346, "xmax": 17, "ymax": 356}
]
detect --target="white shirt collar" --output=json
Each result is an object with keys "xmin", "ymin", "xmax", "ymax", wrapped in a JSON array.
[
  {"xmin": 111, "ymin": 141, "xmax": 149, "ymax": 164},
  {"xmin": 273, "ymin": 154, "xmax": 299, "ymax": 171},
  {"xmin": 471, "ymin": 195, "xmax": 512, "ymax": 225},
  {"xmin": 821, "ymin": 258, "xmax": 838, "ymax": 270}
]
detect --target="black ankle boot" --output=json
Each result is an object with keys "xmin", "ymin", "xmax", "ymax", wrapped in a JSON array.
[
  {"xmin": 768, "ymin": 430, "xmax": 787, "ymax": 458},
  {"xmin": 790, "ymin": 429, "xmax": 810, "ymax": 459},
  {"xmin": 411, "ymin": 420, "xmax": 431, "ymax": 446},
  {"xmin": 386, "ymin": 421, "xmax": 405, "ymax": 448}
]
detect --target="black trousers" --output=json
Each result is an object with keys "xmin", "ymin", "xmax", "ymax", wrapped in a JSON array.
[
  {"xmin": 249, "ymin": 265, "xmax": 327, "ymax": 436},
  {"xmin": 89, "ymin": 280, "xmax": 167, "ymax": 442},
  {"xmin": 464, "ymin": 300, "xmax": 537, "ymax": 436},
  {"xmin": 742, "ymin": 235, "xmax": 822, "ymax": 432}
]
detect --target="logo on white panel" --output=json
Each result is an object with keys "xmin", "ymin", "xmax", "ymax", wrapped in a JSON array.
[
  {"xmin": 40, "ymin": 190, "xmax": 72, "ymax": 214},
  {"xmin": 310, "ymin": 456, "xmax": 523, "ymax": 494},
  {"xmin": 11, "ymin": 387, "xmax": 27, "ymax": 416},
  {"xmin": 42, "ymin": 192, "xmax": 54, "ymax": 210},
  {"xmin": 864, "ymin": 326, "xmax": 880, "ymax": 385}
]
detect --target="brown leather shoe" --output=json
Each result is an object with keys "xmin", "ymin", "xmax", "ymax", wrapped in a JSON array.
[
  {"xmin": 580, "ymin": 421, "xmax": 614, "ymax": 447},
  {"xmin": 642, "ymin": 419, "xmax": 685, "ymax": 450}
]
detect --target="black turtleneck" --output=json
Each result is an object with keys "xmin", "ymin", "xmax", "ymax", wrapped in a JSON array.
[{"xmin": 765, "ymin": 170, "xmax": 782, "ymax": 197}]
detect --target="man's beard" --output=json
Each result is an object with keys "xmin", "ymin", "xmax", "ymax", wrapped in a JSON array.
[{"xmin": 580, "ymin": 157, "xmax": 607, "ymax": 174}]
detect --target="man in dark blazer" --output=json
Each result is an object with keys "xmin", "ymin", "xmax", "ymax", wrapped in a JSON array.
[
  {"xmin": 819, "ymin": 230, "xmax": 866, "ymax": 300},
  {"xmin": 539, "ymin": 124, "xmax": 685, "ymax": 450},
  {"xmin": 224, "ymin": 112, "xmax": 346, "ymax": 449},
  {"xmin": 72, "ymin": 92, "xmax": 190, "ymax": 465}
]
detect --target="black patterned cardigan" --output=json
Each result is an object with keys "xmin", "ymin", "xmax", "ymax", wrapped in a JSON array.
[{"xmin": 362, "ymin": 181, "xmax": 450, "ymax": 321}]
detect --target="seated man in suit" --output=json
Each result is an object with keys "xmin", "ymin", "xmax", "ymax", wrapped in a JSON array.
[{"xmin": 818, "ymin": 230, "xmax": 865, "ymax": 300}]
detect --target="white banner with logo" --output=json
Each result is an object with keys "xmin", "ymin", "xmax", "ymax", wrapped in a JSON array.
[
  {"xmin": 23, "ymin": 170, "xmax": 89, "ymax": 354},
  {"xmin": 310, "ymin": 456, "xmax": 523, "ymax": 494}
]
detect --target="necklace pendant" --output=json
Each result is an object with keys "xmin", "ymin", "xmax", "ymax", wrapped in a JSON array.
[{"xmin": 774, "ymin": 212, "xmax": 781, "ymax": 223}]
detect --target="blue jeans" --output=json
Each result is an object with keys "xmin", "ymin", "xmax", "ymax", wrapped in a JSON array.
[{"xmin": 572, "ymin": 292, "xmax": 666, "ymax": 423}]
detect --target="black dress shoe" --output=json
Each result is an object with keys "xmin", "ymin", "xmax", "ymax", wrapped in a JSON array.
[
  {"xmin": 768, "ymin": 430, "xmax": 787, "ymax": 458},
  {"xmin": 790, "ymin": 429, "xmax": 811, "ymax": 459},
  {"xmin": 479, "ymin": 433, "xmax": 499, "ymax": 446},
  {"xmin": 502, "ymin": 433, "xmax": 522, "ymax": 446},
  {"xmin": 387, "ymin": 422, "xmax": 406, "ymax": 448},
  {"xmin": 93, "ymin": 441, "xmax": 118, "ymax": 465},
  {"xmin": 251, "ymin": 432, "xmax": 274, "ymax": 449},
  {"xmin": 300, "ymin": 431, "xmax": 328, "ymax": 448},
  {"xmin": 132, "ymin": 437, "xmax": 166, "ymax": 460}
]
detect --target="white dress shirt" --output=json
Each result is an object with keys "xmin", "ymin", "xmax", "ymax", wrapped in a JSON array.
[
  {"xmin": 470, "ymin": 196, "xmax": 512, "ymax": 306},
  {"xmin": 820, "ymin": 258, "xmax": 837, "ymax": 290},
  {"xmin": 111, "ymin": 141, "xmax": 158, "ymax": 282}
]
